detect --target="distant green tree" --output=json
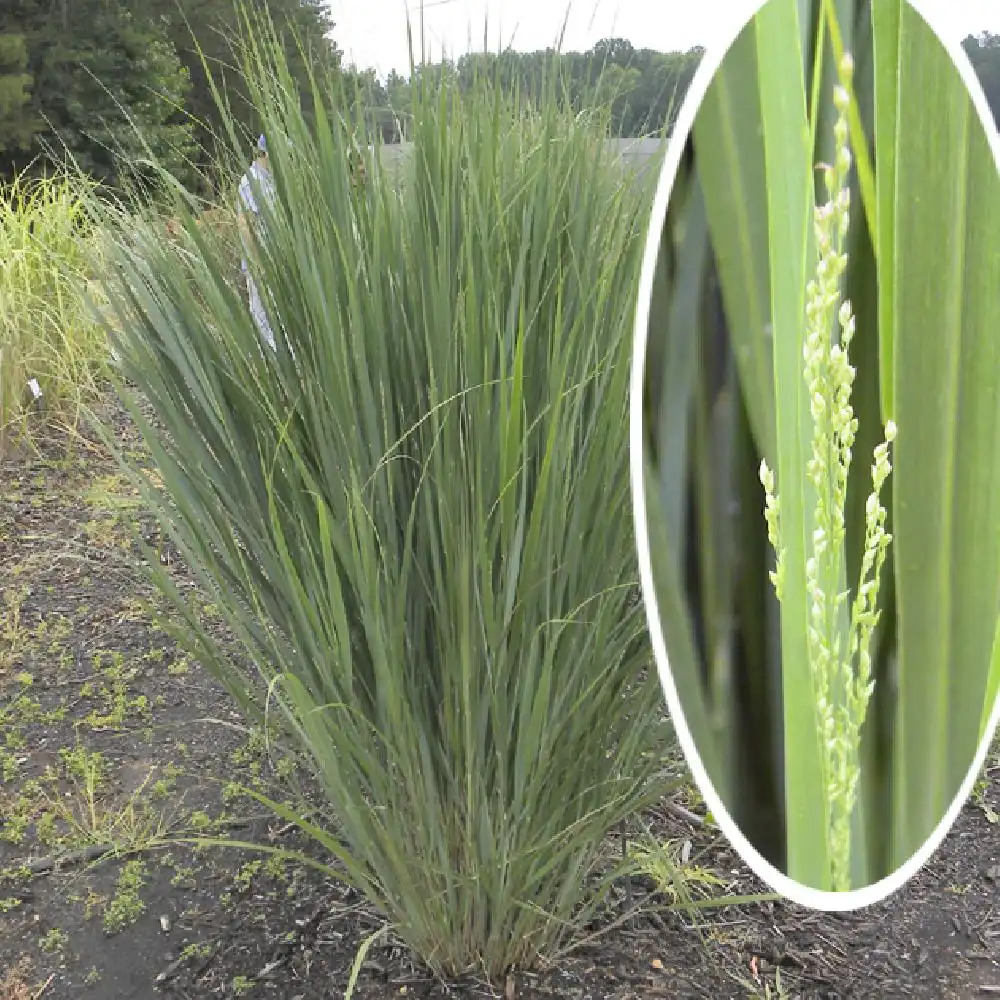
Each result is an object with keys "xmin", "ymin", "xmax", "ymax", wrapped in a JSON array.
[
  {"xmin": 142, "ymin": 0, "xmax": 341, "ymax": 167},
  {"xmin": 0, "ymin": 0, "xmax": 343, "ymax": 190},
  {"xmin": 633, "ymin": 49, "xmax": 703, "ymax": 135},
  {"xmin": 0, "ymin": 0, "xmax": 197, "ymax": 189},
  {"xmin": 323, "ymin": 28, "xmax": 1000, "ymax": 149},
  {"xmin": 0, "ymin": 31, "xmax": 36, "ymax": 154},
  {"xmin": 384, "ymin": 68, "xmax": 412, "ymax": 139},
  {"xmin": 341, "ymin": 65, "xmax": 398, "ymax": 142},
  {"xmin": 451, "ymin": 40, "xmax": 702, "ymax": 136}
]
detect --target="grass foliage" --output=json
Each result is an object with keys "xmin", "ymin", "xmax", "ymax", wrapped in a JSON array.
[
  {"xmin": 640, "ymin": 0, "xmax": 1000, "ymax": 892},
  {"xmin": 0, "ymin": 173, "xmax": 110, "ymax": 454},
  {"xmin": 92, "ymin": 18, "xmax": 669, "ymax": 978}
]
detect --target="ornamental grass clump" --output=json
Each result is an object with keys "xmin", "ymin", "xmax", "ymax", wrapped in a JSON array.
[
  {"xmin": 759, "ymin": 54, "xmax": 896, "ymax": 892},
  {"xmin": 0, "ymin": 172, "xmax": 110, "ymax": 454},
  {"xmin": 91, "ymin": 16, "xmax": 668, "ymax": 980}
]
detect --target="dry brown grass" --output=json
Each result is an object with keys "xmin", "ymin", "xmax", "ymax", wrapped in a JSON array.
[{"xmin": 0, "ymin": 958, "xmax": 34, "ymax": 1000}]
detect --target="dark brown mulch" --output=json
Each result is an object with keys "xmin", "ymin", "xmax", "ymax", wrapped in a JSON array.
[{"xmin": 1, "ymin": 401, "xmax": 998, "ymax": 1000}]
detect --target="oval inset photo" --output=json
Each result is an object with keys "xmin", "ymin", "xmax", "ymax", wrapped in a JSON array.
[{"xmin": 631, "ymin": 0, "xmax": 1000, "ymax": 904}]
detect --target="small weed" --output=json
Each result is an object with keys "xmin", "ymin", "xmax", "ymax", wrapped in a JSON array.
[
  {"xmin": 171, "ymin": 865, "xmax": 197, "ymax": 888},
  {"xmin": 0, "ymin": 586, "xmax": 30, "ymax": 675},
  {"xmin": 222, "ymin": 782, "xmax": 247, "ymax": 806},
  {"xmin": 0, "ymin": 806, "xmax": 30, "ymax": 846},
  {"xmin": 264, "ymin": 854, "xmax": 288, "ymax": 881},
  {"xmin": 81, "ymin": 650, "xmax": 147, "ymax": 729},
  {"xmin": 167, "ymin": 654, "xmax": 191, "ymax": 676},
  {"xmin": 736, "ymin": 967, "xmax": 793, "ymax": 999},
  {"xmin": 188, "ymin": 810, "xmax": 213, "ymax": 831},
  {"xmin": 628, "ymin": 834, "xmax": 728, "ymax": 904},
  {"xmin": 274, "ymin": 755, "xmax": 297, "ymax": 780},
  {"xmin": 231, "ymin": 974, "xmax": 255, "ymax": 995},
  {"xmin": 151, "ymin": 778, "xmax": 175, "ymax": 801},
  {"xmin": 181, "ymin": 941, "xmax": 214, "ymax": 961},
  {"xmin": 234, "ymin": 860, "xmax": 262, "ymax": 892},
  {"xmin": 59, "ymin": 746, "xmax": 107, "ymax": 786},
  {"xmin": 82, "ymin": 889, "xmax": 106, "ymax": 920},
  {"xmin": 972, "ymin": 775, "xmax": 998, "ymax": 824},
  {"xmin": 39, "ymin": 927, "xmax": 69, "ymax": 954},
  {"xmin": 102, "ymin": 859, "xmax": 146, "ymax": 934},
  {"xmin": 1, "ymin": 749, "xmax": 20, "ymax": 783},
  {"xmin": 25, "ymin": 746, "xmax": 168, "ymax": 852}
]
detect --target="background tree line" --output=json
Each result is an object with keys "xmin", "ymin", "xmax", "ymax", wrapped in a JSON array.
[
  {"xmin": 349, "ymin": 39, "xmax": 704, "ymax": 143},
  {"xmin": 1, "ymin": 0, "xmax": 998, "ymax": 195},
  {"xmin": 0, "ymin": 0, "xmax": 339, "ymax": 193}
]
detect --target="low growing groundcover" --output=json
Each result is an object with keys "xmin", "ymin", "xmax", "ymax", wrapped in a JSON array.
[{"xmin": 2, "ymin": 401, "xmax": 999, "ymax": 1000}]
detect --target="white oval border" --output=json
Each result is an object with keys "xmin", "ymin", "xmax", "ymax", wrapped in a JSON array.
[{"xmin": 629, "ymin": 0, "xmax": 1000, "ymax": 911}]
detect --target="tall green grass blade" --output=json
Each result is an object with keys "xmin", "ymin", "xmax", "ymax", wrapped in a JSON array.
[
  {"xmin": 754, "ymin": 0, "xmax": 830, "ymax": 889},
  {"xmin": 886, "ymin": 1, "xmax": 1000, "ymax": 867},
  {"xmin": 821, "ymin": 0, "xmax": 878, "ymax": 247},
  {"xmin": 642, "ymin": 468, "xmax": 724, "ymax": 792},
  {"xmin": 690, "ymin": 277, "xmax": 739, "ymax": 799},
  {"xmin": 982, "ymin": 619, "xmax": 1000, "ymax": 747},
  {"xmin": 641, "ymin": 160, "xmax": 740, "ymax": 815},
  {"xmin": 691, "ymin": 27, "xmax": 776, "ymax": 467},
  {"xmin": 649, "ymin": 172, "xmax": 705, "ymax": 546},
  {"xmin": 840, "ymin": 182, "xmax": 890, "ymax": 888},
  {"xmin": 345, "ymin": 926, "xmax": 392, "ymax": 1000},
  {"xmin": 871, "ymin": 0, "xmax": 901, "ymax": 422}
]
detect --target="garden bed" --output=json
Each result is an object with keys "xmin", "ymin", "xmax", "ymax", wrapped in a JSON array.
[{"xmin": 1, "ymin": 400, "xmax": 998, "ymax": 1000}]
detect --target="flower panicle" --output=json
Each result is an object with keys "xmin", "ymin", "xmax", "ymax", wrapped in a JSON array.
[{"xmin": 760, "ymin": 51, "xmax": 898, "ymax": 892}]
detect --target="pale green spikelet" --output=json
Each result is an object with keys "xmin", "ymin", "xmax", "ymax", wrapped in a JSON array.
[
  {"xmin": 759, "ymin": 458, "xmax": 783, "ymax": 598},
  {"xmin": 761, "ymin": 51, "xmax": 897, "ymax": 891}
]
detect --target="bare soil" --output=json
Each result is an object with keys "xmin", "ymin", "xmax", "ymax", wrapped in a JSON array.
[{"xmin": 1, "ymin": 401, "xmax": 998, "ymax": 1000}]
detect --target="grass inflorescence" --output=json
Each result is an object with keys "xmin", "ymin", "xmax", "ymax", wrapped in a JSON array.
[{"xmin": 759, "ymin": 52, "xmax": 897, "ymax": 891}]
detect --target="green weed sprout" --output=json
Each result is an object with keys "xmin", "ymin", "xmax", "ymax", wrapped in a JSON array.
[{"xmin": 759, "ymin": 52, "xmax": 896, "ymax": 891}]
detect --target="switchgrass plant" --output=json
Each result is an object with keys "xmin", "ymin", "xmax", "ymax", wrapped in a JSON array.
[
  {"xmin": 90, "ymin": 17, "xmax": 671, "ymax": 980},
  {"xmin": 0, "ymin": 172, "xmax": 111, "ymax": 454}
]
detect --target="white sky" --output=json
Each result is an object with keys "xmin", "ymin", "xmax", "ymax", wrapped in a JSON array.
[{"xmin": 326, "ymin": 0, "xmax": 1000, "ymax": 78}]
